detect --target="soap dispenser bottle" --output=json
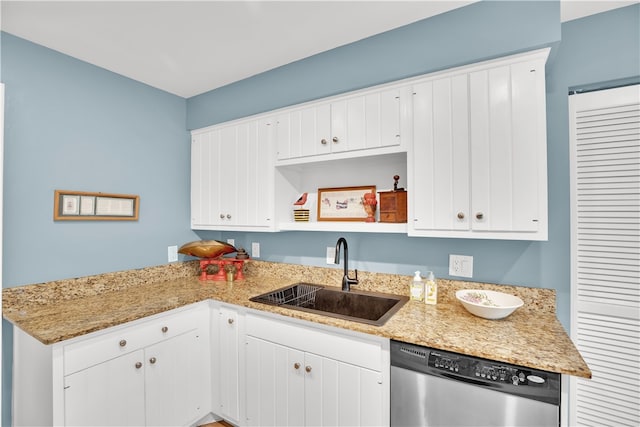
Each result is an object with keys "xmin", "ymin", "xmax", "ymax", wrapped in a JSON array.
[
  {"xmin": 424, "ymin": 271, "xmax": 437, "ymax": 305},
  {"xmin": 410, "ymin": 271, "xmax": 425, "ymax": 302}
]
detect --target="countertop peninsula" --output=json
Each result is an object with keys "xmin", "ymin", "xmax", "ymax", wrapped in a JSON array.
[{"xmin": 2, "ymin": 260, "xmax": 591, "ymax": 379}]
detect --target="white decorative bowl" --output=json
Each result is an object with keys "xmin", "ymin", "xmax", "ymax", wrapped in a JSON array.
[{"xmin": 456, "ymin": 289, "xmax": 524, "ymax": 320}]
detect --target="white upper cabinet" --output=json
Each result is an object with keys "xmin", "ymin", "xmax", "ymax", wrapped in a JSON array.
[
  {"xmin": 190, "ymin": 48, "xmax": 548, "ymax": 239},
  {"xmin": 275, "ymin": 87, "xmax": 405, "ymax": 164},
  {"xmin": 410, "ymin": 48, "xmax": 549, "ymax": 240},
  {"xmin": 191, "ymin": 116, "xmax": 276, "ymax": 231}
]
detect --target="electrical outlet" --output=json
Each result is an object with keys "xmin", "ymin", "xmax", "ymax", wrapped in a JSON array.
[
  {"xmin": 168, "ymin": 245, "xmax": 178, "ymax": 262},
  {"xmin": 326, "ymin": 246, "xmax": 336, "ymax": 264},
  {"xmin": 227, "ymin": 238, "xmax": 235, "ymax": 247},
  {"xmin": 251, "ymin": 242, "xmax": 260, "ymax": 258},
  {"xmin": 449, "ymin": 254, "xmax": 473, "ymax": 278}
]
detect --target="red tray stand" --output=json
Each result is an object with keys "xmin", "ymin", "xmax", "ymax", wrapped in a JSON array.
[{"xmin": 199, "ymin": 258, "xmax": 246, "ymax": 281}]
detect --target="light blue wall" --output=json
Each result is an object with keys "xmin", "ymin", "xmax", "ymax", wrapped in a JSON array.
[
  {"xmin": 1, "ymin": 33, "xmax": 198, "ymax": 425},
  {"xmin": 1, "ymin": 33, "xmax": 196, "ymax": 286},
  {"xmin": 188, "ymin": 0, "xmax": 561, "ymax": 129}
]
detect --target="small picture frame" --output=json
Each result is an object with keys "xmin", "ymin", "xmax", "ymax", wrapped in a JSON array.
[
  {"xmin": 317, "ymin": 186, "xmax": 376, "ymax": 221},
  {"xmin": 54, "ymin": 190, "xmax": 139, "ymax": 221}
]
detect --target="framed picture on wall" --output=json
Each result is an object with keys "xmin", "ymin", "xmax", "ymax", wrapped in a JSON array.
[{"xmin": 317, "ymin": 186, "xmax": 375, "ymax": 221}]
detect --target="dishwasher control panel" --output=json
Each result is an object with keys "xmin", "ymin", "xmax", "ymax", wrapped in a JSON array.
[
  {"xmin": 429, "ymin": 350, "xmax": 544, "ymax": 386},
  {"xmin": 391, "ymin": 340, "xmax": 560, "ymax": 405}
]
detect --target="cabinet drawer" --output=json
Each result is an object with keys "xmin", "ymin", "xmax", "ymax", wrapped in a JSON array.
[
  {"xmin": 246, "ymin": 312, "xmax": 385, "ymax": 371},
  {"xmin": 64, "ymin": 304, "xmax": 206, "ymax": 375}
]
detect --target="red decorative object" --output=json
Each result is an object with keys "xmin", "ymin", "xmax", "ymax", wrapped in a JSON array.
[
  {"xmin": 363, "ymin": 191, "xmax": 377, "ymax": 223},
  {"xmin": 199, "ymin": 258, "xmax": 247, "ymax": 281}
]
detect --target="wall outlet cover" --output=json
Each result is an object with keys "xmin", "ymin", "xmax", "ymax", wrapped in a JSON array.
[
  {"xmin": 326, "ymin": 246, "xmax": 336, "ymax": 264},
  {"xmin": 251, "ymin": 242, "xmax": 260, "ymax": 258},
  {"xmin": 449, "ymin": 254, "xmax": 473, "ymax": 278},
  {"xmin": 168, "ymin": 245, "xmax": 178, "ymax": 263},
  {"xmin": 227, "ymin": 238, "xmax": 235, "ymax": 247}
]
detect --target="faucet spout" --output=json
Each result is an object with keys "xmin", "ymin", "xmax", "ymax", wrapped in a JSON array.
[{"xmin": 335, "ymin": 237, "xmax": 358, "ymax": 292}]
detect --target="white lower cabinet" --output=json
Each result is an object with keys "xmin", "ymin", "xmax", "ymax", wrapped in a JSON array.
[
  {"xmin": 13, "ymin": 301, "xmax": 390, "ymax": 427},
  {"xmin": 215, "ymin": 304, "xmax": 243, "ymax": 425},
  {"xmin": 244, "ymin": 312, "xmax": 389, "ymax": 426},
  {"xmin": 63, "ymin": 349, "xmax": 146, "ymax": 426},
  {"xmin": 63, "ymin": 329, "xmax": 206, "ymax": 426},
  {"xmin": 13, "ymin": 302, "xmax": 212, "ymax": 427}
]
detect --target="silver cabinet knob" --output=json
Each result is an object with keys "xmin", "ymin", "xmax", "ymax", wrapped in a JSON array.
[
  {"xmin": 476, "ymin": 212, "xmax": 484, "ymax": 220},
  {"xmin": 149, "ymin": 357, "xmax": 157, "ymax": 364},
  {"xmin": 227, "ymin": 318, "xmax": 234, "ymax": 324},
  {"xmin": 119, "ymin": 340, "xmax": 127, "ymax": 347},
  {"xmin": 321, "ymin": 139, "xmax": 327, "ymax": 145},
  {"xmin": 294, "ymin": 363, "xmax": 301, "ymax": 370},
  {"xmin": 226, "ymin": 214, "xmax": 232, "ymax": 219},
  {"xmin": 161, "ymin": 326, "xmax": 168, "ymax": 333},
  {"xmin": 220, "ymin": 214, "xmax": 225, "ymax": 219},
  {"xmin": 332, "ymin": 137, "xmax": 339, "ymax": 143},
  {"xmin": 305, "ymin": 366, "xmax": 312, "ymax": 373},
  {"xmin": 135, "ymin": 362, "xmax": 142, "ymax": 369},
  {"xmin": 457, "ymin": 212, "xmax": 465, "ymax": 219}
]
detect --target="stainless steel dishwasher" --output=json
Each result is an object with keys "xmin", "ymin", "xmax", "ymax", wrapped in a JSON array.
[{"xmin": 390, "ymin": 340, "xmax": 560, "ymax": 426}]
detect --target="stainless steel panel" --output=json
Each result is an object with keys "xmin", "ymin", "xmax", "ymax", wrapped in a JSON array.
[{"xmin": 391, "ymin": 366, "xmax": 559, "ymax": 427}]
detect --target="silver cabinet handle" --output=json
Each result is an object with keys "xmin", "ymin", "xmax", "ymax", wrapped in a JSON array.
[
  {"xmin": 135, "ymin": 362, "xmax": 142, "ymax": 369},
  {"xmin": 332, "ymin": 137, "xmax": 339, "ymax": 143},
  {"xmin": 228, "ymin": 318, "xmax": 234, "ymax": 324},
  {"xmin": 161, "ymin": 326, "xmax": 168, "ymax": 333},
  {"xmin": 321, "ymin": 139, "xmax": 327, "ymax": 145},
  {"xmin": 457, "ymin": 212, "xmax": 465, "ymax": 219},
  {"xmin": 149, "ymin": 357, "xmax": 157, "ymax": 364},
  {"xmin": 294, "ymin": 363, "xmax": 301, "ymax": 370},
  {"xmin": 119, "ymin": 340, "xmax": 127, "ymax": 347},
  {"xmin": 476, "ymin": 212, "xmax": 484, "ymax": 220},
  {"xmin": 220, "ymin": 214, "xmax": 225, "ymax": 219},
  {"xmin": 305, "ymin": 366, "xmax": 312, "ymax": 373},
  {"xmin": 226, "ymin": 214, "xmax": 232, "ymax": 219}
]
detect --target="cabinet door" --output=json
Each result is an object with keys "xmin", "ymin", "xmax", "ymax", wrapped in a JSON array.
[
  {"xmin": 218, "ymin": 306, "xmax": 241, "ymax": 423},
  {"xmin": 333, "ymin": 89, "xmax": 401, "ymax": 153},
  {"xmin": 245, "ymin": 336, "xmax": 305, "ymax": 426},
  {"xmin": 192, "ymin": 117, "xmax": 275, "ymax": 230},
  {"xmin": 304, "ymin": 353, "xmax": 384, "ymax": 427},
  {"xmin": 469, "ymin": 59, "xmax": 545, "ymax": 233},
  {"xmin": 217, "ymin": 124, "xmax": 238, "ymax": 224},
  {"xmin": 191, "ymin": 131, "xmax": 221, "ymax": 227},
  {"xmin": 232, "ymin": 118, "xmax": 274, "ymax": 228},
  {"xmin": 145, "ymin": 330, "xmax": 207, "ymax": 427},
  {"xmin": 277, "ymin": 104, "xmax": 331, "ymax": 160},
  {"xmin": 64, "ymin": 350, "xmax": 145, "ymax": 426},
  {"xmin": 412, "ymin": 75, "xmax": 470, "ymax": 231}
]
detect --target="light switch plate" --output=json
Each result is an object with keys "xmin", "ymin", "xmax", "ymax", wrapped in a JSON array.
[
  {"xmin": 168, "ymin": 245, "xmax": 178, "ymax": 262},
  {"xmin": 227, "ymin": 238, "xmax": 235, "ymax": 247},
  {"xmin": 326, "ymin": 246, "xmax": 336, "ymax": 264},
  {"xmin": 251, "ymin": 242, "xmax": 260, "ymax": 258},
  {"xmin": 449, "ymin": 254, "xmax": 473, "ymax": 278}
]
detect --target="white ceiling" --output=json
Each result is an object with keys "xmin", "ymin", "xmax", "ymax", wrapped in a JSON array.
[{"xmin": 1, "ymin": 0, "xmax": 637, "ymax": 98}]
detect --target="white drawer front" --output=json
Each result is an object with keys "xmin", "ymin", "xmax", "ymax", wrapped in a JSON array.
[
  {"xmin": 246, "ymin": 312, "xmax": 384, "ymax": 371},
  {"xmin": 64, "ymin": 304, "xmax": 206, "ymax": 375}
]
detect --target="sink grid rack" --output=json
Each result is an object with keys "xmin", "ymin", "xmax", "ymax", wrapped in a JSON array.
[{"xmin": 252, "ymin": 283, "xmax": 324, "ymax": 307}]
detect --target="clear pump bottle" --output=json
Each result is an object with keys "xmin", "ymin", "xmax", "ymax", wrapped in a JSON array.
[{"xmin": 410, "ymin": 271, "xmax": 425, "ymax": 302}]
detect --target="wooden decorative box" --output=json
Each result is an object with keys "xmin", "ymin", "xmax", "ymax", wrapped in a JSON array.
[{"xmin": 378, "ymin": 190, "xmax": 407, "ymax": 223}]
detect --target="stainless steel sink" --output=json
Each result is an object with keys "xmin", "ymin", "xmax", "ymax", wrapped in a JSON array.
[{"xmin": 249, "ymin": 283, "xmax": 408, "ymax": 326}]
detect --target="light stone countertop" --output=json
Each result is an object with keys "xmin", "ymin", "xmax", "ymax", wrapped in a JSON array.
[{"xmin": 2, "ymin": 260, "xmax": 591, "ymax": 378}]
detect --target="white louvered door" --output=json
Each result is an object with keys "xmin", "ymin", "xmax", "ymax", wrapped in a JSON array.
[{"xmin": 569, "ymin": 84, "xmax": 640, "ymax": 427}]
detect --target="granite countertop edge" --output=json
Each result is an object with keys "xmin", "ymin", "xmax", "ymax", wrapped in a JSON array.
[{"xmin": 2, "ymin": 260, "xmax": 592, "ymax": 379}]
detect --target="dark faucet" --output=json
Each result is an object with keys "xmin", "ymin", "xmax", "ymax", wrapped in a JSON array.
[{"xmin": 335, "ymin": 237, "xmax": 358, "ymax": 291}]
